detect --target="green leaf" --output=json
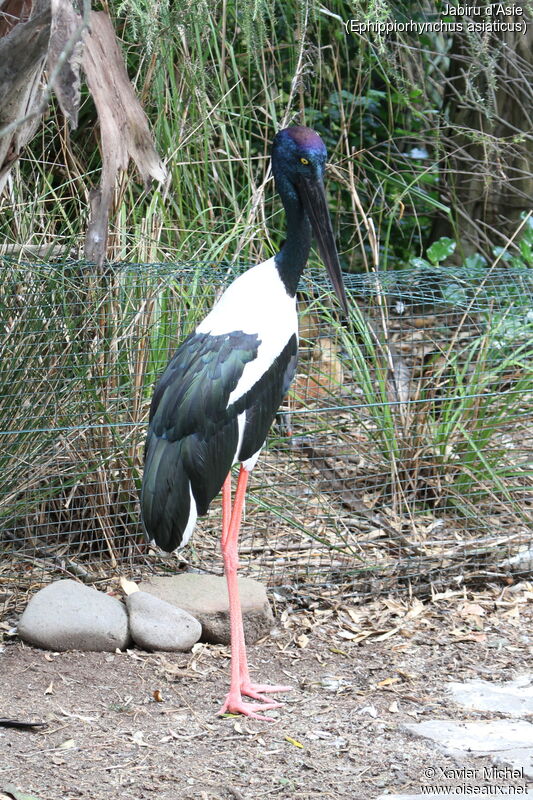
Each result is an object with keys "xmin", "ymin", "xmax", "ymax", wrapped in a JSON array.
[
  {"xmin": 519, "ymin": 238, "xmax": 532, "ymax": 266},
  {"xmin": 427, "ymin": 237, "xmax": 456, "ymax": 265},
  {"xmin": 409, "ymin": 256, "xmax": 432, "ymax": 270},
  {"xmin": 464, "ymin": 253, "xmax": 487, "ymax": 269},
  {"xmin": 492, "ymin": 246, "xmax": 512, "ymax": 262},
  {"xmin": 520, "ymin": 210, "xmax": 533, "ymax": 233},
  {"xmin": 442, "ymin": 282, "xmax": 467, "ymax": 305}
]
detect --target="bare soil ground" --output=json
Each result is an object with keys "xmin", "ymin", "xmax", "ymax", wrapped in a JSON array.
[{"xmin": 1, "ymin": 582, "xmax": 532, "ymax": 800}]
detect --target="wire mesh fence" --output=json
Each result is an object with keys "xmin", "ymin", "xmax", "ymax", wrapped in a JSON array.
[{"xmin": 1, "ymin": 258, "xmax": 532, "ymax": 615}]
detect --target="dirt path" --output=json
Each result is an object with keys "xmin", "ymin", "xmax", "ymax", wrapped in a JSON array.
[{"xmin": 1, "ymin": 583, "xmax": 532, "ymax": 799}]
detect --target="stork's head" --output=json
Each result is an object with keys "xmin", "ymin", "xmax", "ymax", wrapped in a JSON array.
[
  {"xmin": 272, "ymin": 126, "xmax": 348, "ymax": 315},
  {"xmin": 272, "ymin": 126, "xmax": 327, "ymax": 186}
]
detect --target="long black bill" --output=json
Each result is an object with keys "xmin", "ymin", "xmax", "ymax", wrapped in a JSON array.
[{"xmin": 297, "ymin": 174, "xmax": 349, "ymax": 315}]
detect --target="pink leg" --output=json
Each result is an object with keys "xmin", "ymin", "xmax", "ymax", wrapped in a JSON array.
[
  {"xmin": 236, "ymin": 578, "xmax": 292, "ymax": 703},
  {"xmin": 218, "ymin": 467, "xmax": 289, "ymax": 720},
  {"xmin": 227, "ymin": 476, "xmax": 291, "ymax": 702}
]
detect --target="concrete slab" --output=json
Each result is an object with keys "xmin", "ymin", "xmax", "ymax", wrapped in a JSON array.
[
  {"xmin": 378, "ymin": 795, "xmax": 533, "ymax": 799},
  {"xmin": 404, "ymin": 719, "xmax": 533, "ymax": 778},
  {"xmin": 449, "ymin": 675, "xmax": 533, "ymax": 716}
]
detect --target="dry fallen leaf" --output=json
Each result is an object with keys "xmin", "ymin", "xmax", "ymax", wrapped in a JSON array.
[
  {"xmin": 59, "ymin": 739, "xmax": 76, "ymax": 750},
  {"xmin": 459, "ymin": 602, "xmax": 485, "ymax": 618},
  {"xmin": 280, "ymin": 610, "xmax": 290, "ymax": 629},
  {"xmin": 357, "ymin": 705, "xmax": 378, "ymax": 718},
  {"xmin": 372, "ymin": 627, "xmax": 400, "ymax": 642},
  {"xmin": 377, "ymin": 677, "xmax": 401, "ymax": 688},
  {"xmin": 159, "ymin": 730, "xmax": 180, "ymax": 743},
  {"xmin": 297, "ymin": 633, "xmax": 309, "ymax": 649},
  {"xmin": 285, "ymin": 736, "xmax": 304, "ymax": 748},
  {"xmin": 406, "ymin": 599, "xmax": 425, "ymax": 619},
  {"xmin": 397, "ymin": 669, "xmax": 416, "ymax": 681},
  {"xmin": 44, "ymin": 681, "xmax": 54, "ymax": 696},
  {"xmin": 345, "ymin": 607, "xmax": 363, "ymax": 625},
  {"xmin": 337, "ymin": 630, "xmax": 358, "ymax": 640},
  {"xmin": 59, "ymin": 708, "xmax": 97, "ymax": 724},
  {"xmin": 119, "ymin": 576, "xmax": 139, "ymax": 596},
  {"xmin": 450, "ymin": 630, "xmax": 487, "ymax": 643},
  {"xmin": 329, "ymin": 646, "xmax": 350, "ymax": 656}
]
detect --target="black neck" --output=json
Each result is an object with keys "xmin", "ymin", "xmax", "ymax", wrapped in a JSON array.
[{"xmin": 274, "ymin": 181, "xmax": 312, "ymax": 298}]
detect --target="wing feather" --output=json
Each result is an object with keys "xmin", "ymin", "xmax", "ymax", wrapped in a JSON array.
[
  {"xmin": 141, "ymin": 330, "xmax": 299, "ymax": 552},
  {"xmin": 238, "ymin": 333, "xmax": 298, "ymax": 461},
  {"xmin": 141, "ymin": 331, "xmax": 259, "ymax": 551}
]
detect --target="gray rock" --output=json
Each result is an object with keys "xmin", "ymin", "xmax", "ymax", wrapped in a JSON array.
[
  {"xmin": 138, "ymin": 573, "xmax": 274, "ymax": 645},
  {"xmin": 449, "ymin": 675, "xmax": 533, "ymax": 717},
  {"xmin": 127, "ymin": 591, "xmax": 201, "ymax": 652},
  {"xmin": 18, "ymin": 579, "xmax": 130, "ymax": 652},
  {"xmin": 404, "ymin": 719, "xmax": 533, "ymax": 779}
]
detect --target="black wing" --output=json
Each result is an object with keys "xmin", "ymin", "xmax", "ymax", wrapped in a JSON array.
[
  {"xmin": 141, "ymin": 330, "xmax": 298, "ymax": 553},
  {"xmin": 238, "ymin": 333, "xmax": 298, "ymax": 461},
  {"xmin": 141, "ymin": 331, "xmax": 259, "ymax": 551}
]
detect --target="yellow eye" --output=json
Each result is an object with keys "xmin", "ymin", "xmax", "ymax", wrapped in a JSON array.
[{"xmin": 300, "ymin": 157, "xmax": 309, "ymax": 165}]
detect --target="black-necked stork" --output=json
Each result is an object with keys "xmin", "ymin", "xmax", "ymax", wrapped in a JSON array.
[{"xmin": 141, "ymin": 126, "xmax": 348, "ymax": 720}]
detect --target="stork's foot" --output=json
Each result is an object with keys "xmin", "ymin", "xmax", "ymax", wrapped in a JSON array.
[
  {"xmin": 241, "ymin": 681, "xmax": 293, "ymax": 702},
  {"xmin": 219, "ymin": 692, "xmax": 282, "ymax": 722}
]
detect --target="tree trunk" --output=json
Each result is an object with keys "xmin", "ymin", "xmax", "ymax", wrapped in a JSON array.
[
  {"xmin": 0, "ymin": 0, "xmax": 51, "ymax": 192},
  {"xmin": 0, "ymin": 0, "xmax": 164, "ymax": 261}
]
